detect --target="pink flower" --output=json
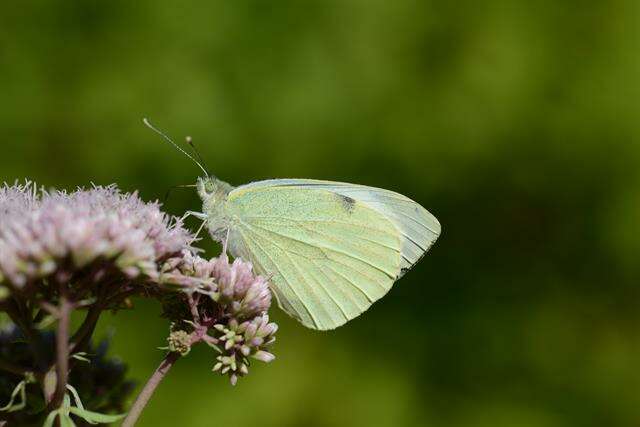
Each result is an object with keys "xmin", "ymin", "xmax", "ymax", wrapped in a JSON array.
[
  {"xmin": 161, "ymin": 253, "xmax": 277, "ymax": 385},
  {"xmin": 0, "ymin": 181, "xmax": 194, "ymax": 292},
  {"xmin": 162, "ymin": 253, "xmax": 272, "ymax": 320}
]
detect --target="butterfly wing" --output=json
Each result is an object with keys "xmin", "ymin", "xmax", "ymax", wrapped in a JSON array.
[{"xmin": 225, "ymin": 179, "xmax": 441, "ymax": 330}]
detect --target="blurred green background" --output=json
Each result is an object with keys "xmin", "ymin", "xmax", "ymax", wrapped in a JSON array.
[{"xmin": 1, "ymin": 1, "xmax": 639, "ymax": 426}]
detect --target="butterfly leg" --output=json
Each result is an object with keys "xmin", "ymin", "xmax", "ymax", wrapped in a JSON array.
[
  {"xmin": 182, "ymin": 211, "xmax": 208, "ymax": 221},
  {"xmin": 222, "ymin": 227, "xmax": 230, "ymax": 255},
  {"xmin": 190, "ymin": 220, "xmax": 207, "ymax": 244},
  {"xmin": 181, "ymin": 211, "xmax": 208, "ymax": 245}
]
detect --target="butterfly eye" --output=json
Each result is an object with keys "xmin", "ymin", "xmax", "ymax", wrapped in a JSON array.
[{"xmin": 204, "ymin": 181, "xmax": 215, "ymax": 194}]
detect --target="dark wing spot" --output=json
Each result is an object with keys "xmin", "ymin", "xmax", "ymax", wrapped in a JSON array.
[{"xmin": 338, "ymin": 194, "xmax": 356, "ymax": 213}]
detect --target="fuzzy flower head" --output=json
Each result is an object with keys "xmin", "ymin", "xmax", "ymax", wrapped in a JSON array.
[
  {"xmin": 161, "ymin": 252, "xmax": 277, "ymax": 385},
  {"xmin": 213, "ymin": 256, "xmax": 272, "ymax": 320},
  {"xmin": 0, "ymin": 181, "xmax": 193, "ymax": 293},
  {"xmin": 162, "ymin": 253, "xmax": 272, "ymax": 321}
]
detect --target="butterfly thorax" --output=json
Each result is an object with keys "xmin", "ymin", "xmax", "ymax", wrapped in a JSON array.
[{"xmin": 196, "ymin": 177, "xmax": 235, "ymax": 243}]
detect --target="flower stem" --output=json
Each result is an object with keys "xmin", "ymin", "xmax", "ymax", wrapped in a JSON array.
[
  {"xmin": 69, "ymin": 302, "xmax": 103, "ymax": 354},
  {"xmin": 121, "ymin": 352, "xmax": 181, "ymax": 427},
  {"xmin": 52, "ymin": 295, "xmax": 71, "ymax": 408}
]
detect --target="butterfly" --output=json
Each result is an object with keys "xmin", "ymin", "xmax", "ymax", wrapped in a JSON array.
[{"xmin": 145, "ymin": 119, "xmax": 441, "ymax": 330}]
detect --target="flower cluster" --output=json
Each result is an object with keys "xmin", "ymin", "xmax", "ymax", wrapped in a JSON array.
[
  {"xmin": 0, "ymin": 181, "xmax": 193, "ymax": 299},
  {"xmin": 213, "ymin": 256, "xmax": 272, "ymax": 319},
  {"xmin": 0, "ymin": 179, "xmax": 278, "ymax": 427},
  {"xmin": 161, "ymin": 254, "xmax": 277, "ymax": 385},
  {"xmin": 212, "ymin": 314, "xmax": 277, "ymax": 385}
]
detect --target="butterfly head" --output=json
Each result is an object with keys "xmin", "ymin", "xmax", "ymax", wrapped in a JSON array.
[
  {"xmin": 196, "ymin": 175, "xmax": 234, "ymax": 205},
  {"xmin": 196, "ymin": 176, "xmax": 217, "ymax": 200}
]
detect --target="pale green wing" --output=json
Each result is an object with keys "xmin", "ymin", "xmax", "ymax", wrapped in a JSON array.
[
  {"xmin": 233, "ymin": 179, "xmax": 441, "ymax": 275},
  {"xmin": 225, "ymin": 179, "xmax": 441, "ymax": 330}
]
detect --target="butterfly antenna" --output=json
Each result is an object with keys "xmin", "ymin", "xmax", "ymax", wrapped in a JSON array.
[
  {"xmin": 185, "ymin": 136, "xmax": 212, "ymax": 177},
  {"xmin": 143, "ymin": 118, "xmax": 209, "ymax": 177}
]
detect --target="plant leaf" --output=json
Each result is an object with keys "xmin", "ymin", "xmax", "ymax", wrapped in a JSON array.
[
  {"xmin": 36, "ymin": 314, "xmax": 57, "ymax": 329},
  {"xmin": 0, "ymin": 379, "xmax": 26, "ymax": 412},
  {"xmin": 43, "ymin": 410, "xmax": 60, "ymax": 427},
  {"xmin": 60, "ymin": 394, "xmax": 72, "ymax": 419},
  {"xmin": 66, "ymin": 385, "xmax": 85, "ymax": 411},
  {"xmin": 71, "ymin": 352, "xmax": 91, "ymax": 363},
  {"xmin": 59, "ymin": 413, "xmax": 77, "ymax": 427},
  {"xmin": 68, "ymin": 407, "xmax": 126, "ymax": 424}
]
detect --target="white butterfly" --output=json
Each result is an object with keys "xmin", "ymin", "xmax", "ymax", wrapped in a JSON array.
[{"xmin": 146, "ymin": 119, "xmax": 441, "ymax": 330}]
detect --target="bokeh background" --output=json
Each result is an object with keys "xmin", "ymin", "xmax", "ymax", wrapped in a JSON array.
[{"xmin": 1, "ymin": 1, "xmax": 639, "ymax": 426}]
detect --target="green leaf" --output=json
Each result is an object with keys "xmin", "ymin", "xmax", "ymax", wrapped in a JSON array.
[
  {"xmin": 0, "ymin": 379, "xmax": 26, "ymax": 412},
  {"xmin": 66, "ymin": 385, "xmax": 85, "ymax": 411},
  {"xmin": 62, "ymin": 394, "xmax": 72, "ymax": 412},
  {"xmin": 36, "ymin": 314, "xmax": 57, "ymax": 329},
  {"xmin": 43, "ymin": 410, "xmax": 60, "ymax": 427},
  {"xmin": 71, "ymin": 352, "xmax": 92, "ymax": 363},
  {"xmin": 68, "ymin": 407, "xmax": 126, "ymax": 424},
  {"xmin": 59, "ymin": 413, "xmax": 77, "ymax": 427}
]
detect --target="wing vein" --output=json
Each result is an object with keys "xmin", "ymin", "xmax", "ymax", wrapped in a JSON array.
[
  {"xmin": 243, "ymin": 221, "xmax": 390, "ymax": 292},
  {"xmin": 296, "ymin": 255, "xmax": 351, "ymax": 322},
  {"xmin": 322, "ymin": 263, "xmax": 375, "ymax": 303},
  {"xmin": 243, "ymin": 216, "xmax": 398, "ymax": 239},
  {"xmin": 248, "ymin": 224, "xmax": 348, "ymax": 327},
  {"xmin": 246, "ymin": 221, "xmax": 397, "ymax": 280},
  {"xmin": 237, "ymin": 226, "xmax": 321, "ymax": 329},
  {"xmin": 390, "ymin": 210, "xmax": 440, "ymax": 236}
]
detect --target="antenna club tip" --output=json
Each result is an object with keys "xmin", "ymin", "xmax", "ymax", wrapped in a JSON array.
[{"xmin": 186, "ymin": 136, "xmax": 192, "ymax": 143}]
